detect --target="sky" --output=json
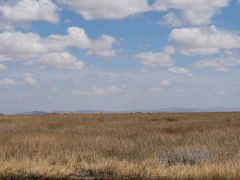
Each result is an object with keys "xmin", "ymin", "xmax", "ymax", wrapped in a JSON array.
[{"xmin": 0, "ymin": 0, "xmax": 240, "ymax": 114}]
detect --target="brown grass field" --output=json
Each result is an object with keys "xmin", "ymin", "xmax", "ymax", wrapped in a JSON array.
[{"xmin": 0, "ymin": 112, "xmax": 240, "ymax": 179}]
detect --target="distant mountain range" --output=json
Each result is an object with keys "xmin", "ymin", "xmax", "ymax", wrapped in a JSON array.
[
  {"xmin": 152, "ymin": 107, "xmax": 240, "ymax": 113},
  {"xmin": 13, "ymin": 107, "xmax": 240, "ymax": 115}
]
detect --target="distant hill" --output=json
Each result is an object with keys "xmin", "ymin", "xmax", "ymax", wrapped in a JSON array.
[
  {"xmin": 74, "ymin": 110, "xmax": 103, "ymax": 114},
  {"xmin": 18, "ymin": 111, "xmax": 49, "ymax": 115},
  {"xmin": 15, "ymin": 107, "xmax": 240, "ymax": 115},
  {"xmin": 152, "ymin": 107, "xmax": 240, "ymax": 113}
]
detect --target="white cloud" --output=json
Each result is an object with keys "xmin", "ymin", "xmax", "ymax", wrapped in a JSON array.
[
  {"xmin": 170, "ymin": 26, "xmax": 240, "ymax": 56},
  {"xmin": 0, "ymin": 78, "xmax": 17, "ymax": 85},
  {"xmin": 24, "ymin": 74, "xmax": 38, "ymax": 86},
  {"xmin": 93, "ymin": 86, "xmax": 122, "ymax": 95},
  {"xmin": 38, "ymin": 52, "xmax": 85, "ymax": 70},
  {"xmin": 87, "ymin": 35, "xmax": 117, "ymax": 58},
  {"xmin": 0, "ymin": 0, "xmax": 230, "ymax": 29},
  {"xmin": 136, "ymin": 46, "xmax": 175, "ymax": 68},
  {"xmin": 58, "ymin": 0, "xmax": 150, "ymax": 20},
  {"xmin": 0, "ymin": 64, "xmax": 7, "ymax": 70},
  {"xmin": 0, "ymin": 31, "xmax": 44, "ymax": 61},
  {"xmin": 0, "ymin": 26, "xmax": 117, "ymax": 66},
  {"xmin": 168, "ymin": 67, "xmax": 190, "ymax": 74},
  {"xmin": 0, "ymin": 30, "xmax": 78, "ymax": 61},
  {"xmin": 161, "ymin": 80, "xmax": 171, "ymax": 86},
  {"xmin": 57, "ymin": 0, "xmax": 229, "ymax": 26},
  {"xmin": 108, "ymin": 86, "xmax": 123, "ymax": 93},
  {"xmin": 159, "ymin": 12, "xmax": 184, "ymax": 27},
  {"xmin": 0, "ymin": 0, "xmax": 59, "ymax": 28},
  {"xmin": 194, "ymin": 53, "xmax": 240, "ymax": 72},
  {"xmin": 58, "ymin": 27, "xmax": 117, "ymax": 58},
  {"xmin": 154, "ymin": 0, "xmax": 230, "ymax": 26},
  {"xmin": 93, "ymin": 88, "xmax": 107, "ymax": 95},
  {"xmin": 0, "ymin": 0, "xmax": 229, "ymax": 32},
  {"xmin": 42, "ymin": 27, "xmax": 117, "ymax": 58},
  {"xmin": 66, "ymin": 27, "xmax": 92, "ymax": 49},
  {"xmin": 72, "ymin": 86, "xmax": 123, "ymax": 96}
]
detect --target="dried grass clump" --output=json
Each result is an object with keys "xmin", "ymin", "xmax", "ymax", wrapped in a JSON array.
[{"xmin": 159, "ymin": 147, "xmax": 212, "ymax": 166}]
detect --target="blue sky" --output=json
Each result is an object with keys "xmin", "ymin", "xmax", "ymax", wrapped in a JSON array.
[{"xmin": 0, "ymin": 0, "xmax": 240, "ymax": 113}]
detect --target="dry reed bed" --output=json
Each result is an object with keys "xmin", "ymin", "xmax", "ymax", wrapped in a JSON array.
[{"xmin": 0, "ymin": 113, "xmax": 240, "ymax": 179}]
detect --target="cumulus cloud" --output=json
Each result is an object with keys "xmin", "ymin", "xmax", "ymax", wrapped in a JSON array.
[
  {"xmin": 57, "ymin": 0, "xmax": 229, "ymax": 26},
  {"xmin": 159, "ymin": 12, "xmax": 184, "ymax": 27},
  {"xmin": 0, "ymin": 0, "xmax": 59, "ymax": 29},
  {"xmin": 170, "ymin": 26, "xmax": 240, "ymax": 56},
  {"xmin": 87, "ymin": 35, "xmax": 117, "ymax": 57},
  {"xmin": 0, "ymin": 64, "xmax": 7, "ymax": 70},
  {"xmin": 136, "ymin": 46, "xmax": 175, "ymax": 68},
  {"xmin": 0, "ymin": 31, "xmax": 45, "ymax": 61},
  {"xmin": 0, "ymin": 26, "xmax": 117, "ymax": 69},
  {"xmin": 42, "ymin": 27, "xmax": 117, "ymax": 58},
  {"xmin": 0, "ymin": 78, "xmax": 17, "ymax": 85},
  {"xmin": 66, "ymin": 27, "xmax": 92, "ymax": 49},
  {"xmin": 93, "ymin": 86, "xmax": 123, "ymax": 95},
  {"xmin": 0, "ymin": 0, "xmax": 230, "ymax": 29},
  {"xmin": 58, "ymin": 0, "xmax": 150, "ymax": 20},
  {"xmin": 194, "ymin": 53, "xmax": 240, "ymax": 72},
  {"xmin": 38, "ymin": 52, "xmax": 85, "ymax": 70},
  {"xmin": 24, "ymin": 74, "xmax": 38, "ymax": 86},
  {"xmin": 168, "ymin": 67, "xmax": 190, "ymax": 74},
  {"xmin": 72, "ymin": 86, "xmax": 123, "ymax": 96},
  {"xmin": 154, "ymin": 0, "xmax": 230, "ymax": 26},
  {"xmin": 108, "ymin": 86, "xmax": 123, "ymax": 93},
  {"xmin": 0, "ymin": 0, "xmax": 229, "ymax": 32}
]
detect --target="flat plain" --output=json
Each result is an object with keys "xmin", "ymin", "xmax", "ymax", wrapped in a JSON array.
[{"xmin": 0, "ymin": 112, "xmax": 240, "ymax": 179}]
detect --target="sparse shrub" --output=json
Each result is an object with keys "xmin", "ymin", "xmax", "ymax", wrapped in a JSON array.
[
  {"xmin": 159, "ymin": 147, "xmax": 212, "ymax": 166},
  {"xmin": 149, "ymin": 117, "xmax": 161, "ymax": 121},
  {"xmin": 165, "ymin": 117, "xmax": 177, "ymax": 122},
  {"xmin": 0, "ymin": 125, "xmax": 16, "ymax": 131}
]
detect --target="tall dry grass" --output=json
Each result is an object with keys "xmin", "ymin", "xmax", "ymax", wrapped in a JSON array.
[{"xmin": 0, "ymin": 113, "xmax": 240, "ymax": 179}]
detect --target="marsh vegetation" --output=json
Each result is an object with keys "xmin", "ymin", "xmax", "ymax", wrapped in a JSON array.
[{"xmin": 0, "ymin": 113, "xmax": 240, "ymax": 179}]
